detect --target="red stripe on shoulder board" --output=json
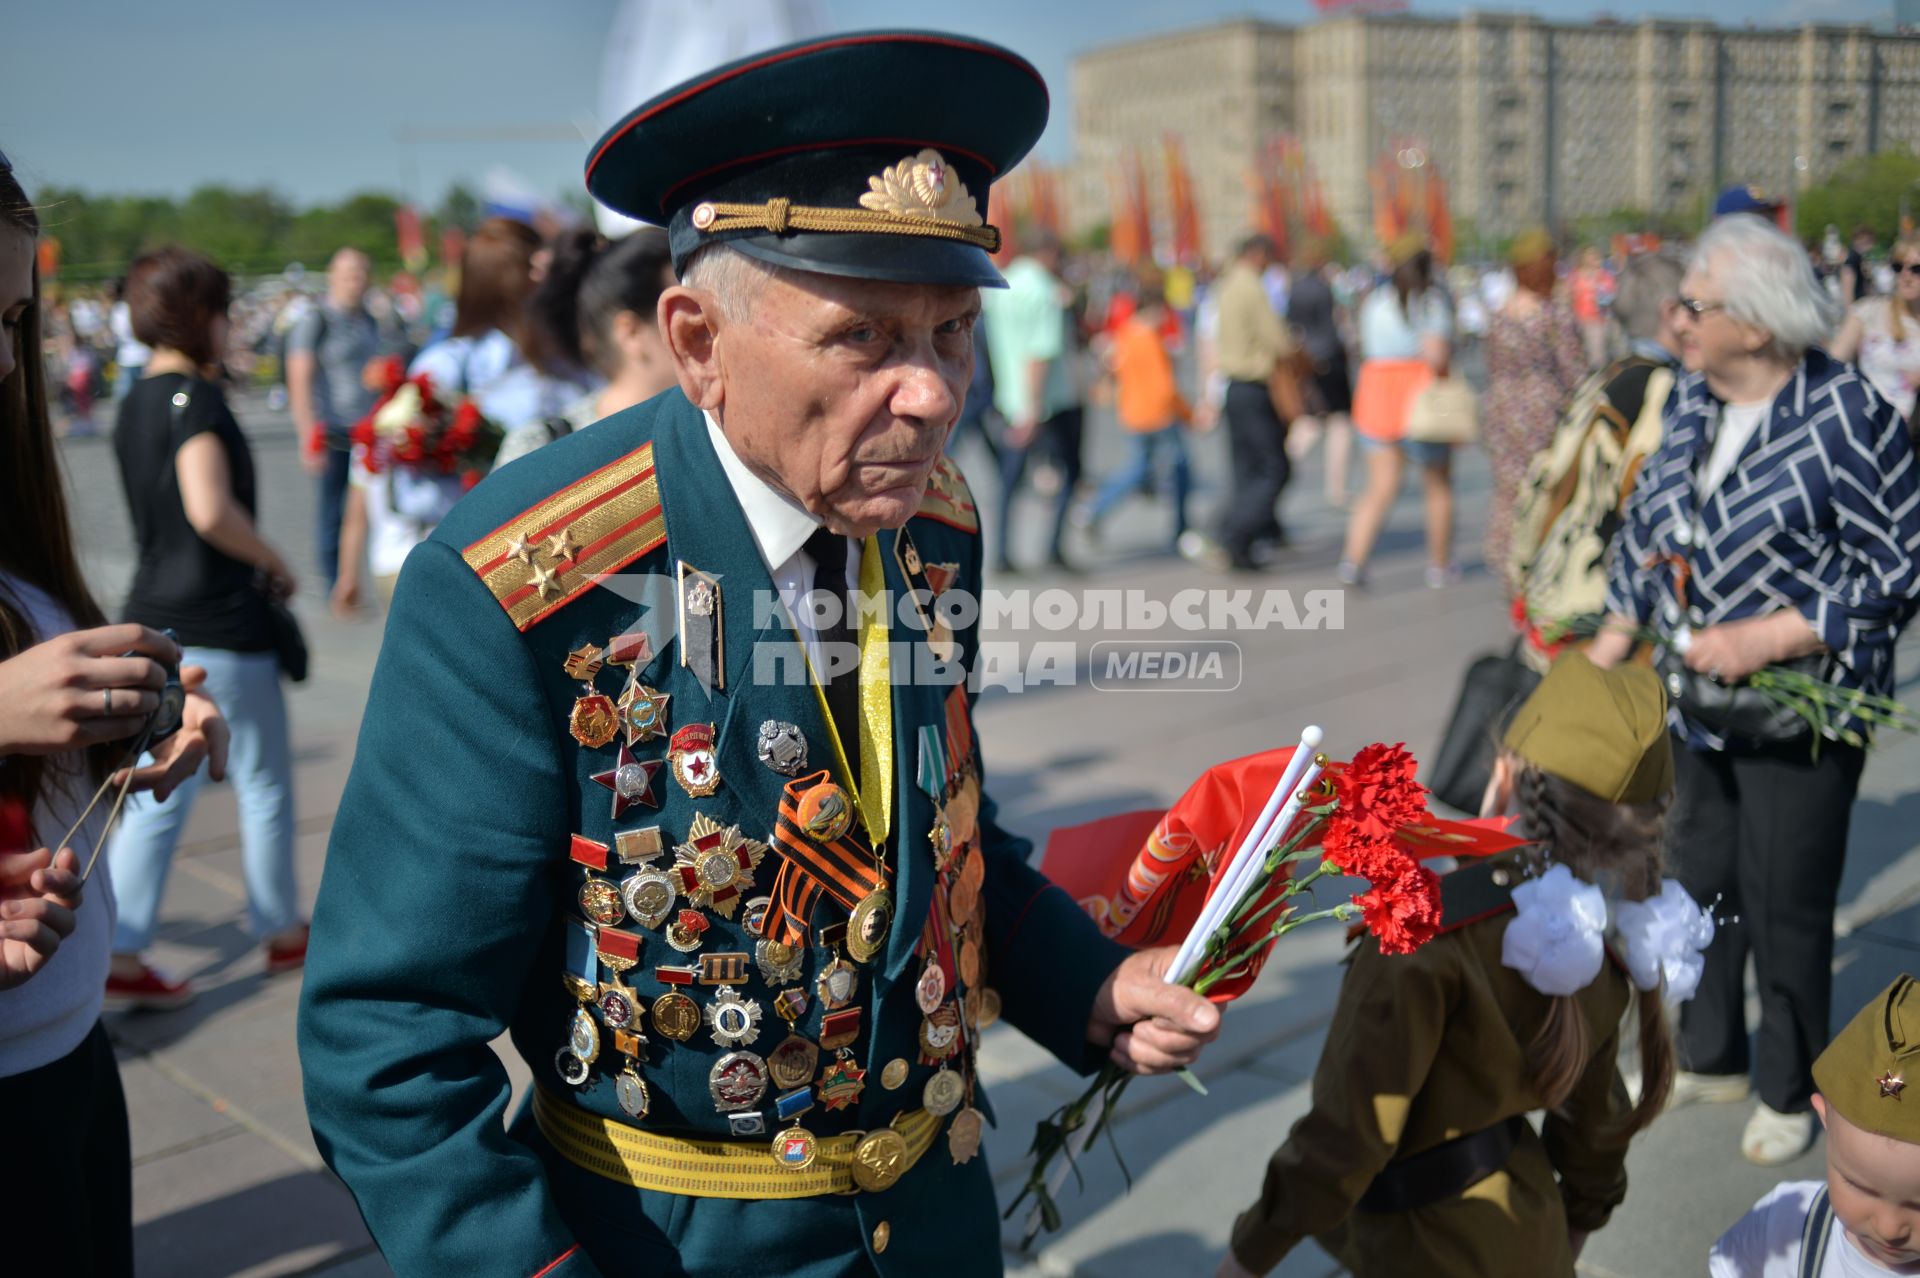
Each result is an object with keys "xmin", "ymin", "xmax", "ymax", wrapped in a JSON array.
[{"xmin": 529, "ymin": 1244, "xmax": 579, "ymax": 1278}]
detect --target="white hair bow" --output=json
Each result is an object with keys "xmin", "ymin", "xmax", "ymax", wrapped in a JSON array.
[
  {"xmin": 1501, "ymin": 864, "xmax": 1609, "ymax": 997},
  {"xmin": 1612, "ymin": 878, "xmax": 1715, "ymax": 1006}
]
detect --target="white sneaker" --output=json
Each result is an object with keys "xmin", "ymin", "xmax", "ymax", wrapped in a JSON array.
[
  {"xmin": 1741, "ymin": 1103, "xmax": 1816, "ymax": 1166},
  {"xmin": 1666, "ymin": 1070, "xmax": 1751, "ymax": 1111}
]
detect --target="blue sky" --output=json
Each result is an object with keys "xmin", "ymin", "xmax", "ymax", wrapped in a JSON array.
[{"xmin": 0, "ymin": 0, "xmax": 1889, "ymax": 207}]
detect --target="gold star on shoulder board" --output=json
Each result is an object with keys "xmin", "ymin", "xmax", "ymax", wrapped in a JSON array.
[
  {"xmin": 506, "ymin": 532, "xmax": 538, "ymax": 566},
  {"xmin": 544, "ymin": 527, "xmax": 577, "ymax": 566},
  {"xmin": 530, "ymin": 562, "xmax": 562, "ymax": 599}
]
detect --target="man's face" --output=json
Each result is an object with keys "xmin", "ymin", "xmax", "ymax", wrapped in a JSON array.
[
  {"xmin": 712, "ymin": 269, "xmax": 976, "ymax": 537},
  {"xmin": 329, "ymin": 250, "xmax": 370, "ymax": 307},
  {"xmin": 1816, "ymin": 1094, "xmax": 1920, "ymax": 1273}
]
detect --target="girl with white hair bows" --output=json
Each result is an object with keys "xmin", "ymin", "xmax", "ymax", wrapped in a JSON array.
[{"xmin": 1588, "ymin": 213, "xmax": 1920, "ymax": 1167}]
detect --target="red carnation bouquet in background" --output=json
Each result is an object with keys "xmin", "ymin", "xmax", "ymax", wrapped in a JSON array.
[
  {"xmin": 349, "ymin": 356, "xmax": 502, "ymax": 491},
  {"xmin": 1012, "ymin": 736, "xmax": 1524, "ymax": 1243}
]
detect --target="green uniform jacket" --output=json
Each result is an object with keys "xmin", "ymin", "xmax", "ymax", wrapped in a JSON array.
[{"xmin": 299, "ymin": 389, "xmax": 1128, "ymax": 1278}]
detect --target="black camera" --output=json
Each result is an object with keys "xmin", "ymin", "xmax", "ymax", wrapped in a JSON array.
[{"xmin": 142, "ymin": 627, "xmax": 186, "ymax": 743}]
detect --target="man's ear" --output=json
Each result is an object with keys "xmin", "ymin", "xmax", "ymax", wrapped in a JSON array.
[
  {"xmin": 659, "ymin": 286, "xmax": 723, "ymax": 411},
  {"xmin": 1812, "ymin": 1092, "xmax": 1829, "ymax": 1131}
]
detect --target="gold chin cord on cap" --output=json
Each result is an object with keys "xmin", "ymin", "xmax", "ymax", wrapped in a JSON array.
[{"xmin": 689, "ymin": 147, "xmax": 1001, "ymax": 252}]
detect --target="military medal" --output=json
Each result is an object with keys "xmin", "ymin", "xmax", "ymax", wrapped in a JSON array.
[
  {"xmin": 881, "ymin": 1058, "xmax": 910, "ymax": 1091},
  {"xmin": 563, "ymin": 643, "xmax": 606, "ymax": 682},
  {"xmin": 569, "ymin": 690, "xmax": 621, "ymax": 749},
  {"xmin": 676, "ymin": 562, "xmax": 724, "ymax": 696},
  {"xmin": 705, "ymin": 986, "xmax": 763, "ymax": 1047},
  {"xmin": 591, "ymin": 741, "xmax": 662, "ymax": 819},
  {"xmin": 743, "ymin": 895, "xmax": 772, "ymax": 938},
  {"xmin": 772, "ymin": 987, "xmax": 809, "ymax": 1024},
  {"xmin": 672, "ymin": 815, "xmax": 766, "ymax": 919},
  {"xmin": 948, "ymin": 1105, "xmax": 983, "ymax": 1164},
  {"xmin": 615, "ymin": 1065, "xmax": 650, "ymax": 1120},
  {"xmin": 699, "ymin": 951, "xmax": 751, "ymax": 985},
  {"xmin": 976, "ymin": 986, "xmax": 1000, "ymax": 1028},
  {"xmin": 915, "ymin": 961, "xmax": 947, "ymax": 1016},
  {"xmin": 892, "ymin": 527, "xmax": 958, "ymax": 663},
  {"xmin": 617, "ymin": 677, "xmax": 671, "ymax": 746},
  {"xmin": 850, "ymin": 1125, "xmax": 909, "ymax": 1192},
  {"xmin": 756, "ymin": 720, "xmax": 808, "ymax": 776},
  {"xmin": 928, "ymin": 811, "xmax": 953, "ymax": 872},
  {"xmin": 650, "ymin": 990, "xmax": 700, "ymax": 1042},
  {"xmin": 570, "ymin": 835, "xmax": 624, "ymax": 926},
  {"xmin": 819, "ymin": 1007, "xmax": 861, "ymax": 1052},
  {"xmin": 918, "ymin": 1001, "xmax": 961, "ymax": 1065},
  {"xmin": 772, "ymin": 1087, "xmax": 819, "ymax": 1172},
  {"xmin": 622, "ymin": 869, "xmax": 677, "ymax": 930},
  {"xmin": 606, "ymin": 630, "xmax": 653, "ymax": 668},
  {"xmin": 612, "ymin": 1027, "xmax": 649, "ymax": 1065},
  {"xmin": 569, "ymin": 1007, "xmax": 601, "ymax": 1065},
  {"xmin": 796, "ymin": 780, "xmax": 854, "ymax": 843},
  {"xmin": 554, "ymin": 1047, "xmax": 590, "ymax": 1087},
  {"xmin": 616, "ymin": 827, "xmax": 665, "ymax": 864},
  {"xmin": 768, "ymin": 1035, "xmax": 821, "ymax": 1090},
  {"xmin": 597, "ymin": 985, "xmax": 638, "ymax": 1029},
  {"xmin": 846, "ymin": 887, "xmax": 893, "ymax": 964},
  {"xmin": 958, "ymin": 937, "xmax": 982, "ymax": 990},
  {"xmin": 817, "ymin": 1055, "xmax": 866, "ymax": 1111},
  {"xmin": 728, "ymin": 1111, "xmax": 767, "ymax": 1137},
  {"xmin": 923, "ymin": 1066, "xmax": 964, "ymax": 1118},
  {"xmin": 816, "ymin": 956, "xmax": 858, "ymax": 1011},
  {"xmin": 666, "ymin": 909, "xmax": 709, "ymax": 953},
  {"xmin": 709, "ymin": 1050, "xmax": 769, "ymax": 1112},
  {"xmin": 756, "ymin": 937, "xmax": 804, "ymax": 984},
  {"xmin": 593, "ymin": 927, "xmax": 644, "ymax": 1031},
  {"xmin": 668, "ymin": 723, "xmax": 722, "ymax": 798}
]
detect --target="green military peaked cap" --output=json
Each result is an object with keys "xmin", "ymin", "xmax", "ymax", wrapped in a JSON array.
[
  {"xmin": 586, "ymin": 30, "xmax": 1049, "ymax": 288},
  {"xmin": 1503, "ymin": 652, "xmax": 1674, "ymax": 805},
  {"xmin": 1815, "ymin": 974, "xmax": 1920, "ymax": 1142}
]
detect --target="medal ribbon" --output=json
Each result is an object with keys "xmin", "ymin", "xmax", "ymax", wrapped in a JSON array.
[
  {"xmin": 916, "ymin": 725, "xmax": 946, "ymax": 804},
  {"xmin": 765, "ymin": 772, "xmax": 887, "ymax": 946}
]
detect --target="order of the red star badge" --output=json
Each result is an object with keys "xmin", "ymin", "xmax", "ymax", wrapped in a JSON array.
[
  {"xmin": 1880, "ymin": 1070, "xmax": 1907, "ymax": 1099},
  {"xmin": 592, "ymin": 741, "xmax": 662, "ymax": 819}
]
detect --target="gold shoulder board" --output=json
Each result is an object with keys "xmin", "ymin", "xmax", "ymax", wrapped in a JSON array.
[
  {"xmin": 462, "ymin": 443, "xmax": 666, "ymax": 632},
  {"xmin": 916, "ymin": 454, "xmax": 979, "ymax": 533}
]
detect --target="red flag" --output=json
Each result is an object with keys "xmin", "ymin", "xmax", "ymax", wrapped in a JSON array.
[{"xmin": 394, "ymin": 204, "xmax": 427, "ymax": 273}]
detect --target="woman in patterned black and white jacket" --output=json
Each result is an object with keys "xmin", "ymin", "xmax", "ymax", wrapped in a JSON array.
[{"xmin": 1588, "ymin": 213, "xmax": 1920, "ymax": 1169}]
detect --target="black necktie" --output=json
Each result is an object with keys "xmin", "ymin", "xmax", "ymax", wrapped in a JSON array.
[{"xmin": 804, "ymin": 528, "xmax": 860, "ymax": 762}]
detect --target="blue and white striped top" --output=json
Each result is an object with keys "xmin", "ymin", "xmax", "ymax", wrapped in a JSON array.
[{"xmin": 1604, "ymin": 349, "xmax": 1920, "ymax": 749}]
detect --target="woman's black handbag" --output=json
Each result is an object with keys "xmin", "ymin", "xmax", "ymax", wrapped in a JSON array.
[
  {"xmin": 1653, "ymin": 643, "xmax": 1822, "ymax": 743},
  {"xmin": 1425, "ymin": 641, "xmax": 1542, "ymax": 814},
  {"xmin": 265, "ymin": 595, "xmax": 309, "ymax": 684}
]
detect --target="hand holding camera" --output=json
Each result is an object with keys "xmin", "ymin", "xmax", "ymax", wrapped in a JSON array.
[{"xmin": 0, "ymin": 622, "xmax": 183, "ymax": 754}]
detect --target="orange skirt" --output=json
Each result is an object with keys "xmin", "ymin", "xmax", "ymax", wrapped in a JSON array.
[{"xmin": 1352, "ymin": 358, "xmax": 1435, "ymax": 442}]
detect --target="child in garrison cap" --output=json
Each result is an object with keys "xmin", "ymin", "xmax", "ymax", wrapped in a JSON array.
[
  {"xmin": 1712, "ymin": 975, "xmax": 1920, "ymax": 1277},
  {"xmin": 1218, "ymin": 654, "xmax": 1715, "ymax": 1278}
]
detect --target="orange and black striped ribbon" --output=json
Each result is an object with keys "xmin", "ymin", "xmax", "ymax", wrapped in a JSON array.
[{"xmin": 763, "ymin": 771, "xmax": 885, "ymax": 947}]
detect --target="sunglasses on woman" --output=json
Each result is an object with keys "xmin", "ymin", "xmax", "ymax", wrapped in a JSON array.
[{"xmin": 1897, "ymin": 261, "xmax": 1920, "ymax": 276}]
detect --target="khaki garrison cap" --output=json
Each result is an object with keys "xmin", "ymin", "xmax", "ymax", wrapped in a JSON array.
[
  {"xmin": 1815, "ymin": 975, "xmax": 1920, "ymax": 1142},
  {"xmin": 1503, "ymin": 653, "xmax": 1674, "ymax": 805}
]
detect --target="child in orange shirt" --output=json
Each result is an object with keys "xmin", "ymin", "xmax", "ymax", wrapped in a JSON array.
[{"xmin": 1083, "ymin": 283, "xmax": 1193, "ymax": 549}]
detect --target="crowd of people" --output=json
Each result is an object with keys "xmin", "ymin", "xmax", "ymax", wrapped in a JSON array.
[{"xmin": 8, "ymin": 29, "xmax": 1920, "ymax": 1278}]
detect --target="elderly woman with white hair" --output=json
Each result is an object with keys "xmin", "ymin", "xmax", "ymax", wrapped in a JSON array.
[{"xmin": 1589, "ymin": 214, "xmax": 1920, "ymax": 1166}]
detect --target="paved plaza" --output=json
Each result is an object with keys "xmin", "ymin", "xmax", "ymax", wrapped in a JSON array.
[{"xmin": 57, "ymin": 384, "xmax": 1920, "ymax": 1278}]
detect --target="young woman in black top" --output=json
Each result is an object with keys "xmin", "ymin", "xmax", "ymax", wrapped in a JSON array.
[{"xmin": 105, "ymin": 246, "xmax": 306, "ymax": 1008}]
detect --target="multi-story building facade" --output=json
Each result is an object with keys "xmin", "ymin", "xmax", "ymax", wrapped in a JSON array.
[{"xmin": 1069, "ymin": 12, "xmax": 1920, "ymax": 257}]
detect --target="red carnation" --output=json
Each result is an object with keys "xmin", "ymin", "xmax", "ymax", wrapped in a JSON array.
[
  {"xmin": 370, "ymin": 355, "xmax": 407, "ymax": 395},
  {"xmin": 1327, "ymin": 743, "xmax": 1427, "ymax": 846},
  {"xmin": 1321, "ymin": 826, "xmax": 1416, "ymax": 886},
  {"xmin": 0, "ymin": 796, "xmax": 30, "ymax": 852},
  {"xmin": 1354, "ymin": 863, "xmax": 1443, "ymax": 956}
]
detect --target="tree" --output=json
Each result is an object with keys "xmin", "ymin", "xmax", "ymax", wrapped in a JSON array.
[{"xmin": 1796, "ymin": 151, "xmax": 1920, "ymax": 244}]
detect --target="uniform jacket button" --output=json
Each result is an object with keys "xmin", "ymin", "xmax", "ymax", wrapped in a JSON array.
[{"xmin": 872, "ymin": 1221, "xmax": 891, "ymax": 1253}]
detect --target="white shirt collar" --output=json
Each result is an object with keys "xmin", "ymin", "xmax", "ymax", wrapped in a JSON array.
[{"xmin": 703, "ymin": 409, "xmax": 822, "ymax": 574}]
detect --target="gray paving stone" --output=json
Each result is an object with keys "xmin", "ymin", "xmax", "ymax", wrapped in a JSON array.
[{"xmin": 118, "ymin": 1053, "xmax": 243, "ymax": 1165}]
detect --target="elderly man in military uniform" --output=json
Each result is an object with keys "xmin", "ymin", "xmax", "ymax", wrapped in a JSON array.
[{"xmin": 298, "ymin": 32, "xmax": 1220, "ymax": 1278}]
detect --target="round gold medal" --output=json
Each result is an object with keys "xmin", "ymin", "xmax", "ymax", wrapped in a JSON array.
[
  {"xmin": 797, "ymin": 782, "xmax": 854, "ymax": 844},
  {"xmin": 846, "ymin": 888, "xmax": 893, "ymax": 964},
  {"xmin": 768, "ymin": 1035, "xmax": 820, "ymax": 1090},
  {"xmin": 923, "ymin": 1067, "xmax": 964, "ymax": 1117},
  {"xmin": 650, "ymin": 991, "xmax": 700, "ymax": 1042},
  {"xmin": 578, "ymin": 878, "xmax": 625, "ymax": 927},
  {"xmin": 772, "ymin": 1125, "xmax": 818, "ymax": 1171},
  {"xmin": 850, "ymin": 1127, "xmax": 910, "ymax": 1192},
  {"xmin": 947, "ymin": 871, "xmax": 978, "ymax": 925},
  {"xmin": 880, "ymin": 1057, "xmax": 910, "ymax": 1091},
  {"xmin": 976, "ymin": 986, "xmax": 1002, "ymax": 1028},
  {"xmin": 958, "ymin": 938, "xmax": 982, "ymax": 990},
  {"xmin": 616, "ymin": 1068, "xmax": 650, "ymax": 1119}
]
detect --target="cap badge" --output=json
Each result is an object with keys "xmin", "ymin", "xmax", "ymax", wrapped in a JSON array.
[
  {"xmin": 1880, "ymin": 1070, "xmax": 1907, "ymax": 1099},
  {"xmin": 860, "ymin": 148, "xmax": 982, "ymax": 227}
]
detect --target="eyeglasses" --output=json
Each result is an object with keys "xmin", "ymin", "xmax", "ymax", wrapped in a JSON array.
[{"xmin": 1676, "ymin": 296, "xmax": 1727, "ymax": 319}]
